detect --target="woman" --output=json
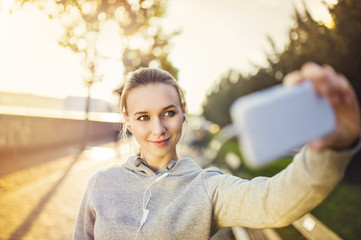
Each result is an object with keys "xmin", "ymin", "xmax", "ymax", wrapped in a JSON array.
[{"xmin": 73, "ymin": 63, "xmax": 360, "ymax": 240}]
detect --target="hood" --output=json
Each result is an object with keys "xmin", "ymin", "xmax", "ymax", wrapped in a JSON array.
[{"xmin": 123, "ymin": 154, "xmax": 202, "ymax": 177}]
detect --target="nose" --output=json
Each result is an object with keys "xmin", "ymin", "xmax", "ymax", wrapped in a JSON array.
[{"xmin": 151, "ymin": 117, "xmax": 166, "ymax": 135}]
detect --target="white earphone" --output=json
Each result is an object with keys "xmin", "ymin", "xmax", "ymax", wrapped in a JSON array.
[{"xmin": 184, "ymin": 113, "xmax": 188, "ymax": 124}]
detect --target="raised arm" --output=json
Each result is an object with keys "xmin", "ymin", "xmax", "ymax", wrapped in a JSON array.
[{"xmin": 205, "ymin": 63, "xmax": 360, "ymax": 228}]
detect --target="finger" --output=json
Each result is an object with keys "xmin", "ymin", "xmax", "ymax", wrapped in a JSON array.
[
  {"xmin": 322, "ymin": 64, "xmax": 336, "ymax": 74},
  {"xmin": 321, "ymin": 71, "xmax": 352, "ymax": 106},
  {"xmin": 323, "ymin": 65, "xmax": 342, "ymax": 98},
  {"xmin": 336, "ymin": 74, "xmax": 354, "ymax": 104},
  {"xmin": 300, "ymin": 62, "xmax": 325, "ymax": 80},
  {"xmin": 300, "ymin": 62, "xmax": 330, "ymax": 96},
  {"xmin": 301, "ymin": 63, "xmax": 348, "ymax": 101},
  {"xmin": 283, "ymin": 70, "xmax": 302, "ymax": 86}
]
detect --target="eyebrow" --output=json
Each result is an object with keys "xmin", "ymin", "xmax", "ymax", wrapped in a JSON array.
[{"xmin": 133, "ymin": 104, "xmax": 177, "ymax": 116}]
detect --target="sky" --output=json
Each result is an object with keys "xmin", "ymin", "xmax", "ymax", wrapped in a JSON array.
[{"xmin": 0, "ymin": 0, "xmax": 336, "ymax": 114}]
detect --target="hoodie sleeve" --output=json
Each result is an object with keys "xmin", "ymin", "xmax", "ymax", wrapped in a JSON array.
[
  {"xmin": 203, "ymin": 141, "xmax": 360, "ymax": 229},
  {"xmin": 73, "ymin": 171, "xmax": 100, "ymax": 240}
]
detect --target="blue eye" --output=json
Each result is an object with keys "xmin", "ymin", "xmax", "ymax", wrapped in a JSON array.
[
  {"xmin": 138, "ymin": 115, "xmax": 150, "ymax": 121},
  {"xmin": 163, "ymin": 111, "xmax": 176, "ymax": 117}
]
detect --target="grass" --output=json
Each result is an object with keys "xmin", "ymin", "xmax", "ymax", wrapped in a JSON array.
[
  {"xmin": 312, "ymin": 181, "xmax": 361, "ymax": 240},
  {"xmin": 212, "ymin": 139, "xmax": 361, "ymax": 240}
]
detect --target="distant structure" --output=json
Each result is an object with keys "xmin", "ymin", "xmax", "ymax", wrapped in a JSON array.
[
  {"xmin": 0, "ymin": 92, "xmax": 64, "ymax": 109},
  {"xmin": 0, "ymin": 92, "xmax": 116, "ymax": 113},
  {"xmin": 63, "ymin": 96, "xmax": 112, "ymax": 112}
]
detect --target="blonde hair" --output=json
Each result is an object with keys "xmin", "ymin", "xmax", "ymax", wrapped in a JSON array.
[{"xmin": 119, "ymin": 68, "xmax": 187, "ymax": 117}]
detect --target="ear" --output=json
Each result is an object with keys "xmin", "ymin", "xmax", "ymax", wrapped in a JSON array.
[
  {"xmin": 123, "ymin": 114, "xmax": 132, "ymax": 133},
  {"xmin": 127, "ymin": 124, "xmax": 132, "ymax": 133},
  {"xmin": 182, "ymin": 103, "xmax": 187, "ymax": 115}
]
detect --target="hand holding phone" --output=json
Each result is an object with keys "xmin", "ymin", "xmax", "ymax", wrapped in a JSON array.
[{"xmin": 230, "ymin": 80, "xmax": 336, "ymax": 168}]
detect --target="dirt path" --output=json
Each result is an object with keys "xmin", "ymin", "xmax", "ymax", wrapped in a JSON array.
[{"xmin": 0, "ymin": 141, "xmax": 131, "ymax": 240}]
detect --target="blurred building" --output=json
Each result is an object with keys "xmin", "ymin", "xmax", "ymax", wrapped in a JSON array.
[{"xmin": 63, "ymin": 96, "xmax": 112, "ymax": 113}]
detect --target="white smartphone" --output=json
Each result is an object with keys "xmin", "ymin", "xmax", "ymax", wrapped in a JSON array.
[{"xmin": 230, "ymin": 80, "xmax": 336, "ymax": 168}]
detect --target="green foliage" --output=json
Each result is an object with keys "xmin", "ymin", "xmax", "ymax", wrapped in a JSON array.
[
  {"xmin": 312, "ymin": 181, "xmax": 361, "ymax": 240},
  {"xmin": 202, "ymin": 0, "xmax": 361, "ymax": 127},
  {"xmin": 202, "ymin": 69, "xmax": 279, "ymax": 128},
  {"xmin": 272, "ymin": 0, "xmax": 361, "ymax": 101},
  {"xmin": 329, "ymin": 0, "xmax": 361, "ymax": 100},
  {"xmin": 268, "ymin": 0, "xmax": 361, "ymax": 105},
  {"xmin": 270, "ymin": 10, "xmax": 335, "ymax": 74},
  {"xmin": 213, "ymin": 140, "xmax": 242, "ymax": 172},
  {"xmin": 213, "ymin": 139, "xmax": 293, "ymax": 177}
]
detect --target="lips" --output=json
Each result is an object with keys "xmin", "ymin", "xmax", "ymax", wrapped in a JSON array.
[{"xmin": 149, "ymin": 137, "xmax": 171, "ymax": 146}]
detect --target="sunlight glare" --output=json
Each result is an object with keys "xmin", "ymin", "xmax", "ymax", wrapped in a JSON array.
[
  {"xmin": 141, "ymin": 0, "xmax": 154, "ymax": 9},
  {"xmin": 325, "ymin": 19, "xmax": 335, "ymax": 29},
  {"xmin": 98, "ymin": 12, "xmax": 106, "ymax": 22},
  {"xmin": 151, "ymin": 47, "xmax": 161, "ymax": 56},
  {"xmin": 149, "ymin": 59, "xmax": 161, "ymax": 68},
  {"xmin": 84, "ymin": 147, "xmax": 116, "ymax": 161},
  {"xmin": 74, "ymin": 22, "xmax": 86, "ymax": 36},
  {"xmin": 81, "ymin": 1, "xmax": 97, "ymax": 15},
  {"xmin": 128, "ymin": 0, "xmax": 140, "ymax": 11},
  {"xmin": 115, "ymin": 6, "xmax": 125, "ymax": 22},
  {"xmin": 129, "ymin": 33, "xmax": 145, "ymax": 50},
  {"xmin": 96, "ymin": 20, "xmax": 123, "ymax": 58},
  {"xmin": 76, "ymin": 38, "xmax": 87, "ymax": 51}
]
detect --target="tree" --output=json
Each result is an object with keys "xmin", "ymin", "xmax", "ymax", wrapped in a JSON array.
[
  {"xmin": 12, "ymin": 0, "xmax": 178, "ymax": 148},
  {"xmin": 203, "ymin": 0, "xmax": 361, "ymax": 128},
  {"xmin": 202, "ymin": 69, "xmax": 278, "ymax": 128},
  {"xmin": 13, "ymin": 0, "xmax": 178, "ymax": 99},
  {"xmin": 269, "ymin": 0, "xmax": 361, "ymax": 101},
  {"xmin": 329, "ymin": 0, "xmax": 361, "ymax": 102}
]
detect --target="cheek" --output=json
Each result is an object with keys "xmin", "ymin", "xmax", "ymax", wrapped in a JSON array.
[
  {"xmin": 131, "ymin": 122, "xmax": 149, "ymax": 139},
  {"xmin": 167, "ymin": 117, "xmax": 184, "ymax": 133}
]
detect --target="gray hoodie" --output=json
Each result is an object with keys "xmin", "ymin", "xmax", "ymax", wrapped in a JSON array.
[{"xmin": 73, "ymin": 144, "xmax": 359, "ymax": 240}]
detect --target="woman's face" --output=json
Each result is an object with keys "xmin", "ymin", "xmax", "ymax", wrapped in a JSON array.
[{"xmin": 126, "ymin": 83, "xmax": 185, "ymax": 161}]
